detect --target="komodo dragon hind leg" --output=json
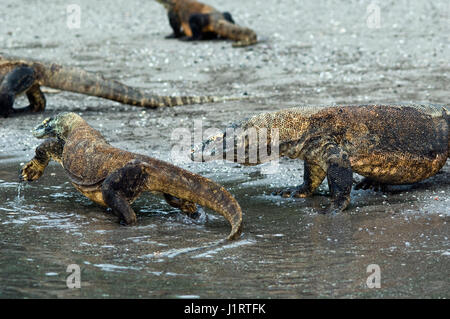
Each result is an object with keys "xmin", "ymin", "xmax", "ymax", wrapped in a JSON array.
[
  {"xmin": 272, "ymin": 161, "xmax": 326, "ymax": 198},
  {"xmin": 25, "ymin": 85, "xmax": 46, "ymax": 113},
  {"xmin": 101, "ymin": 161, "xmax": 148, "ymax": 225},
  {"xmin": 188, "ymin": 13, "xmax": 212, "ymax": 40},
  {"xmin": 0, "ymin": 66, "xmax": 37, "ymax": 117},
  {"xmin": 101, "ymin": 160, "xmax": 200, "ymax": 225},
  {"xmin": 163, "ymin": 193, "xmax": 200, "ymax": 219},
  {"xmin": 354, "ymin": 178, "xmax": 389, "ymax": 192}
]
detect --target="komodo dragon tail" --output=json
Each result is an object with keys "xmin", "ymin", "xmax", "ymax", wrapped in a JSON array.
[
  {"xmin": 142, "ymin": 158, "xmax": 243, "ymax": 240},
  {"xmin": 211, "ymin": 19, "xmax": 257, "ymax": 47},
  {"xmin": 36, "ymin": 61, "xmax": 238, "ymax": 108}
]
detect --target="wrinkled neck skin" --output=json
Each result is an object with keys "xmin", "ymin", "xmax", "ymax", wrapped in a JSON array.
[
  {"xmin": 54, "ymin": 114, "xmax": 92, "ymax": 142},
  {"xmin": 243, "ymin": 110, "xmax": 312, "ymax": 162},
  {"xmin": 199, "ymin": 109, "xmax": 312, "ymax": 165}
]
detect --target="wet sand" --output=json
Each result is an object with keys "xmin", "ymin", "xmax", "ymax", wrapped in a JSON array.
[{"xmin": 0, "ymin": 0, "xmax": 449, "ymax": 298}]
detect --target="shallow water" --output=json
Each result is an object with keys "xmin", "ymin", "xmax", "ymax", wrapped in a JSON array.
[
  {"xmin": 1, "ymin": 0, "xmax": 449, "ymax": 298},
  {"xmin": 0, "ymin": 158, "xmax": 448, "ymax": 298}
]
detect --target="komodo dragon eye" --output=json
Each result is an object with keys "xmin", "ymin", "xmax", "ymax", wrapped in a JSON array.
[{"xmin": 41, "ymin": 117, "xmax": 54, "ymax": 128}]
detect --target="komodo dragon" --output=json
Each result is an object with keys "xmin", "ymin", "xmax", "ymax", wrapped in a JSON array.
[
  {"xmin": 0, "ymin": 54, "xmax": 238, "ymax": 118},
  {"xmin": 192, "ymin": 104, "xmax": 449, "ymax": 214},
  {"xmin": 155, "ymin": 0, "xmax": 257, "ymax": 47},
  {"xmin": 20, "ymin": 112, "xmax": 242, "ymax": 240}
]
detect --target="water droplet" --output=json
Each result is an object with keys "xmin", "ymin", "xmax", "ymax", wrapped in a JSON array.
[{"xmin": 15, "ymin": 183, "xmax": 25, "ymax": 205}]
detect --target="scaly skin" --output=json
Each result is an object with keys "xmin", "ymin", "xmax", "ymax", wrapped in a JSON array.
[
  {"xmin": 20, "ymin": 112, "xmax": 243, "ymax": 240},
  {"xmin": 192, "ymin": 103, "xmax": 449, "ymax": 214},
  {"xmin": 155, "ymin": 0, "xmax": 257, "ymax": 47},
  {"xmin": 0, "ymin": 54, "xmax": 239, "ymax": 118}
]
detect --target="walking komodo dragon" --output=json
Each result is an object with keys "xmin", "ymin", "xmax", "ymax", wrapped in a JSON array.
[
  {"xmin": 0, "ymin": 54, "xmax": 237, "ymax": 118},
  {"xmin": 192, "ymin": 103, "xmax": 449, "ymax": 214},
  {"xmin": 155, "ymin": 0, "xmax": 257, "ymax": 47},
  {"xmin": 20, "ymin": 112, "xmax": 243, "ymax": 240}
]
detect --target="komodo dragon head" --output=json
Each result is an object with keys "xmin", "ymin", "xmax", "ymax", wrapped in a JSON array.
[
  {"xmin": 32, "ymin": 112, "xmax": 84, "ymax": 140},
  {"xmin": 191, "ymin": 116, "xmax": 283, "ymax": 166}
]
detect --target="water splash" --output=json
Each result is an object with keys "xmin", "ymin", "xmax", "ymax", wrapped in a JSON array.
[
  {"xmin": 15, "ymin": 182, "xmax": 25, "ymax": 205},
  {"xmin": 176, "ymin": 207, "xmax": 208, "ymax": 225},
  {"xmin": 191, "ymin": 239, "xmax": 256, "ymax": 259},
  {"xmin": 140, "ymin": 238, "xmax": 257, "ymax": 260}
]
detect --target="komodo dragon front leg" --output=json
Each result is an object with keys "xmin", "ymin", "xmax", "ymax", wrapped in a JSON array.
[
  {"xmin": 323, "ymin": 145, "xmax": 354, "ymax": 213},
  {"xmin": 101, "ymin": 160, "xmax": 198, "ymax": 225},
  {"xmin": 272, "ymin": 161, "xmax": 327, "ymax": 198},
  {"xmin": 0, "ymin": 65, "xmax": 45, "ymax": 117},
  {"xmin": 273, "ymin": 141, "xmax": 353, "ymax": 214},
  {"xmin": 166, "ymin": 10, "xmax": 184, "ymax": 38},
  {"xmin": 21, "ymin": 138, "xmax": 64, "ymax": 181}
]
